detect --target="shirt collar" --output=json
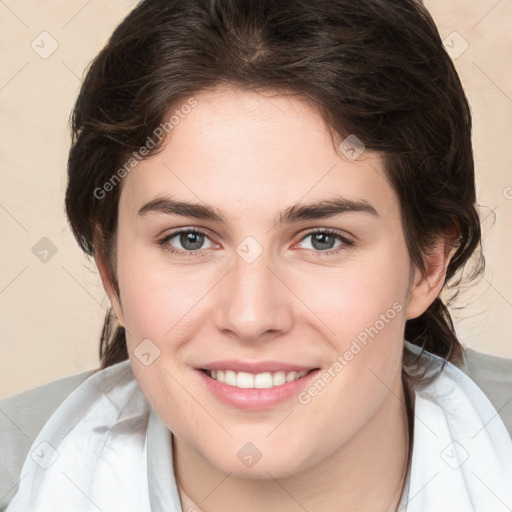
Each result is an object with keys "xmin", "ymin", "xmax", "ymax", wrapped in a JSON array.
[{"xmin": 147, "ymin": 407, "xmax": 183, "ymax": 512}]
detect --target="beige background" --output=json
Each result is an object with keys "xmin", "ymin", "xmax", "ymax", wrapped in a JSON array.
[{"xmin": 0, "ymin": 0, "xmax": 511, "ymax": 399}]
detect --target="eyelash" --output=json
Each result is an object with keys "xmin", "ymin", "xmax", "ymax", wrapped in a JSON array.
[{"xmin": 157, "ymin": 228, "xmax": 354, "ymax": 258}]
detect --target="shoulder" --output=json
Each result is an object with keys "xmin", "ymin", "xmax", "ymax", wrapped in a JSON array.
[
  {"xmin": 405, "ymin": 340, "xmax": 512, "ymax": 438},
  {"xmin": 0, "ymin": 369, "xmax": 96, "ymax": 509},
  {"xmin": 457, "ymin": 345, "xmax": 512, "ymax": 437}
]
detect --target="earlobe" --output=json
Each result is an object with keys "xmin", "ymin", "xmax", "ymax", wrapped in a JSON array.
[
  {"xmin": 405, "ymin": 235, "xmax": 455, "ymax": 320},
  {"xmin": 93, "ymin": 233, "xmax": 125, "ymax": 327}
]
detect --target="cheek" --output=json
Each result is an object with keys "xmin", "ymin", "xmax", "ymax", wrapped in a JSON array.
[
  {"xmin": 290, "ymin": 244, "xmax": 410, "ymax": 341},
  {"xmin": 288, "ymin": 242, "xmax": 410, "ymax": 396},
  {"xmin": 115, "ymin": 242, "xmax": 215, "ymax": 346}
]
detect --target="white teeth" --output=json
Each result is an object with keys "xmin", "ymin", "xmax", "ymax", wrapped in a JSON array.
[
  {"xmin": 254, "ymin": 372, "xmax": 273, "ymax": 388},
  {"xmin": 237, "ymin": 371, "xmax": 255, "ymax": 388},
  {"xmin": 286, "ymin": 371, "xmax": 297, "ymax": 382},
  {"xmin": 225, "ymin": 370, "xmax": 237, "ymax": 386},
  {"xmin": 272, "ymin": 371, "xmax": 287, "ymax": 386},
  {"xmin": 208, "ymin": 369, "xmax": 310, "ymax": 388}
]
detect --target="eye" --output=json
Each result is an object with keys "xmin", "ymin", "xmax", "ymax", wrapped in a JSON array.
[
  {"xmin": 296, "ymin": 229, "xmax": 353, "ymax": 255},
  {"xmin": 157, "ymin": 227, "xmax": 353, "ymax": 258},
  {"xmin": 159, "ymin": 228, "xmax": 216, "ymax": 255}
]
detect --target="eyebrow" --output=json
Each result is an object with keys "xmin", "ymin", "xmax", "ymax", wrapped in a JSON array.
[{"xmin": 137, "ymin": 195, "xmax": 379, "ymax": 224}]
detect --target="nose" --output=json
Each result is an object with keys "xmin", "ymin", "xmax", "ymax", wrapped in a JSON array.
[{"xmin": 213, "ymin": 249, "xmax": 294, "ymax": 343}]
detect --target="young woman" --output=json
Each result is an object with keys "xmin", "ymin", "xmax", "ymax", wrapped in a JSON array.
[{"xmin": 2, "ymin": 0, "xmax": 512, "ymax": 511}]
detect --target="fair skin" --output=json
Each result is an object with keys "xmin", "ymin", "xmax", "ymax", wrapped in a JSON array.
[{"xmin": 95, "ymin": 86, "xmax": 452, "ymax": 511}]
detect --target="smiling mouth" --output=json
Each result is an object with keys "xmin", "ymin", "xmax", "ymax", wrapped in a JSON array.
[{"xmin": 200, "ymin": 368, "xmax": 318, "ymax": 389}]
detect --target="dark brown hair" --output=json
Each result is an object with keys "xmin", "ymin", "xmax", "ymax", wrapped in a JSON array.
[{"xmin": 65, "ymin": 0, "xmax": 483, "ymax": 385}]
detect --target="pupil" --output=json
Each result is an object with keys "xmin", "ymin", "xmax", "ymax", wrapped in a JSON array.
[
  {"xmin": 312, "ymin": 233, "xmax": 335, "ymax": 250},
  {"xmin": 180, "ymin": 232, "xmax": 204, "ymax": 250}
]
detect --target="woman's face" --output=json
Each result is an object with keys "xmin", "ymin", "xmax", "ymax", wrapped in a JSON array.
[{"xmin": 104, "ymin": 85, "xmax": 431, "ymax": 478}]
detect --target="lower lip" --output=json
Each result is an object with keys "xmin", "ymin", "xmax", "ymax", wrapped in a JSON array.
[{"xmin": 197, "ymin": 369, "xmax": 320, "ymax": 410}]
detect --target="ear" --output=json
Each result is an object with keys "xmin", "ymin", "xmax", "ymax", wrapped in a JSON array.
[
  {"xmin": 93, "ymin": 231, "xmax": 125, "ymax": 327},
  {"xmin": 405, "ymin": 229, "xmax": 458, "ymax": 320}
]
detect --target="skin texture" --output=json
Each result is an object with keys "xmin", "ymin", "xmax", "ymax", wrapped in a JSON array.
[{"xmin": 95, "ymin": 85, "xmax": 452, "ymax": 511}]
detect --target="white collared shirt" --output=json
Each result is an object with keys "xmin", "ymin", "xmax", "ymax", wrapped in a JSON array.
[{"xmin": 4, "ymin": 342, "xmax": 512, "ymax": 511}]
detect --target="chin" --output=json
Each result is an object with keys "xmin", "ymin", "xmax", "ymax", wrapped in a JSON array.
[{"xmin": 204, "ymin": 445, "xmax": 308, "ymax": 480}]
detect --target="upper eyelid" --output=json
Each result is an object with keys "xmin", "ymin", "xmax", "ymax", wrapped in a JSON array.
[
  {"xmin": 162, "ymin": 227, "xmax": 216, "ymax": 245},
  {"xmin": 300, "ymin": 227, "xmax": 352, "ymax": 239}
]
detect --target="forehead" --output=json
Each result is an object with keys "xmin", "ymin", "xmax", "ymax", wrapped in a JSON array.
[{"xmin": 119, "ymin": 86, "xmax": 398, "ymax": 221}]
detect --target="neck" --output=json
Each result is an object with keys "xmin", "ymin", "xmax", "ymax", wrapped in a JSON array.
[{"xmin": 174, "ymin": 374, "xmax": 410, "ymax": 512}]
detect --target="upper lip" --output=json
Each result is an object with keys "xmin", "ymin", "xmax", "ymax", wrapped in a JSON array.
[{"xmin": 198, "ymin": 360, "xmax": 319, "ymax": 373}]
